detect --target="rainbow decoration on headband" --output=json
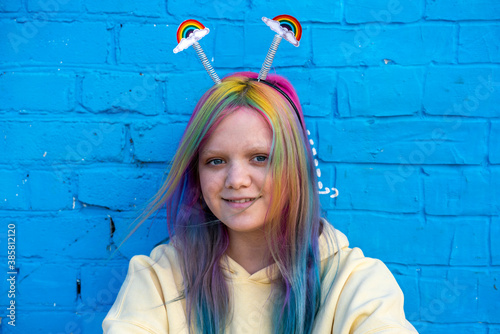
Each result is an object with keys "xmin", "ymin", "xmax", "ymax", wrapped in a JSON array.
[
  {"xmin": 177, "ymin": 19, "xmax": 205, "ymax": 43},
  {"xmin": 273, "ymin": 14, "xmax": 302, "ymax": 42},
  {"xmin": 258, "ymin": 14, "xmax": 301, "ymax": 80},
  {"xmin": 173, "ymin": 19, "xmax": 221, "ymax": 84}
]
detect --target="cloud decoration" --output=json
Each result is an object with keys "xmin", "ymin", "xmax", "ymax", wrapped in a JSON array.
[
  {"xmin": 173, "ymin": 27, "xmax": 210, "ymax": 54},
  {"xmin": 262, "ymin": 16, "xmax": 301, "ymax": 47}
]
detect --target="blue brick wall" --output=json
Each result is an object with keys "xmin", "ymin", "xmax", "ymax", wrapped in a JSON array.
[{"xmin": 0, "ymin": 0, "xmax": 499, "ymax": 333}]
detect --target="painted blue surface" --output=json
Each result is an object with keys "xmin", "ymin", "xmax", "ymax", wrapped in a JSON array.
[{"xmin": 0, "ymin": 0, "xmax": 499, "ymax": 332}]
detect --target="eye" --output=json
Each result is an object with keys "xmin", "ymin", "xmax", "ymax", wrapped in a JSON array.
[
  {"xmin": 208, "ymin": 158, "xmax": 225, "ymax": 166},
  {"xmin": 253, "ymin": 155, "xmax": 268, "ymax": 163}
]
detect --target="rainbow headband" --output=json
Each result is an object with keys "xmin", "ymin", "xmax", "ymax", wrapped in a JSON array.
[{"xmin": 172, "ymin": 15, "xmax": 302, "ymax": 83}]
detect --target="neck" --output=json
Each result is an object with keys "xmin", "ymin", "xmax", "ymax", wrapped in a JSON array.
[{"xmin": 226, "ymin": 229, "xmax": 271, "ymax": 275}]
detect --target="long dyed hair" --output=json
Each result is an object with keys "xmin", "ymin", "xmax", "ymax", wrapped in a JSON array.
[{"xmin": 135, "ymin": 72, "xmax": 322, "ymax": 333}]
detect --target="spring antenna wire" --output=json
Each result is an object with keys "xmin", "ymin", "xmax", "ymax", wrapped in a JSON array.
[
  {"xmin": 192, "ymin": 42, "xmax": 221, "ymax": 85},
  {"xmin": 258, "ymin": 34, "xmax": 282, "ymax": 81}
]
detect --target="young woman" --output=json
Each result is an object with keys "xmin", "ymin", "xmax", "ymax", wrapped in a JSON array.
[{"xmin": 103, "ymin": 72, "xmax": 418, "ymax": 334}]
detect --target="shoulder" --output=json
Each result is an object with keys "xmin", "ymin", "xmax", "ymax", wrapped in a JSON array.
[
  {"xmin": 317, "ymin": 219, "xmax": 418, "ymax": 333},
  {"xmin": 149, "ymin": 242, "xmax": 181, "ymax": 269},
  {"xmin": 103, "ymin": 241, "xmax": 185, "ymax": 334},
  {"xmin": 103, "ymin": 243, "xmax": 185, "ymax": 334},
  {"xmin": 120, "ymin": 242, "xmax": 180, "ymax": 278}
]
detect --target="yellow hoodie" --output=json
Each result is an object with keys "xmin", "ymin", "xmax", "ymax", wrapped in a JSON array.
[{"xmin": 103, "ymin": 222, "xmax": 418, "ymax": 333}]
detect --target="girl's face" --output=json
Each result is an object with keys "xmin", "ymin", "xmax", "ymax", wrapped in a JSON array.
[{"xmin": 198, "ymin": 107, "xmax": 273, "ymax": 236}]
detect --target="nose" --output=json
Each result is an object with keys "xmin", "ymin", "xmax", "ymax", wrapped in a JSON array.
[{"xmin": 225, "ymin": 162, "xmax": 251, "ymax": 189}]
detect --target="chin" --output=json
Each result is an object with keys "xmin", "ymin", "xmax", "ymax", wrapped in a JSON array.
[{"xmin": 221, "ymin": 218, "xmax": 266, "ymax": 234}]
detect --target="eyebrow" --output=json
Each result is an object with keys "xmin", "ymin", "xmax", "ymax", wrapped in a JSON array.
[
  {"xmin": 199, "ymin": 149, "xmax": 222, "ymax": 158},
  {"xmin": 199, "ymin": 145, "xmax": 271, "ymax": 157}
]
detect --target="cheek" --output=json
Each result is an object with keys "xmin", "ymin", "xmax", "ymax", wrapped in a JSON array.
[
  {"xmin": 198, "ymin": 166, "xmax": 210, "ymax": 191},
  {"xmin": 264, "ymin": 179, "xmax": 273, "ymax": 198},
  {"xmin": 199, "ymin": 172, "xmax": 221, "ymax": 198},
  {"xmin": 261, "ymin": 171, "xmax": 273, "ymax": 192}
]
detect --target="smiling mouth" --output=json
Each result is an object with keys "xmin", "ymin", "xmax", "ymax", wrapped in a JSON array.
[{"xmin": 223, "ymin": 197, "xmax": 260, "ymax": 203}]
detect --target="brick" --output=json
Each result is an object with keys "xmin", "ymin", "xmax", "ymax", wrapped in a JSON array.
[
  {"xmin": 493, "ymin": 217, "xmax": 500, "ymax": 265},
  {"xmin": 414, "ymin": 323, "xmax": 487, "ymax": 334},
  {"xmin": 331, "ymin": 212, "xmax": 451, "ymax": 265},
  {"xmin": 168, "ymin": 0, "xmax": 247, "ymax": 20},
  {"xmin": 27, "ymin": 0, "xmax": 82, "ymax": 12},
  {"xmin": 459, "ymin": 24, "xmax": 500, "ymax": 63},
  {"xmin": 425, "ymin": 0, "xmax": 500, "ymax": 20},
  {"xmin": 490, "ymin": 122, "xmax": 500, "ymax": 164},
  {"xmin": 0, "ymin": 2, "xmax": 22, "ymax": 11},
  {"xmin": 243, "ymin": 23, "xmax": 310, "ymax": 68},
  {"xmin": 243, "ymin": 1, "xmax": 342, "ymax": 23},
  {"xmin": 29, "ymin": 170, "xmax": 73, "ymax": 210},
  {"xmin": 17, "ymin": 262, "xmax": 78, "ymax": 306},
  {"xmin": 0, "ymin": 21, "xmax": 108, "ymax": 63},
  {"xmin": 334, "ymin": 165, "xmax": 419, "ymax": 213},
  {"xmin": 84, "ymin": 0, "xmax": 163, "ymax": 16},
  {"xmin": 78, "ymin": 169, "xmax": 163, "ymax": 210},
  {"xmin": 345, "ymin": 0, "xmax": 423, "ymax": 23},
  {"xmin": 0, "ymin": 171, "xmax": 30, "ymax": 210},
  {"xmin": 1, "ymin": 171, "xmax": 72, "ymax": 210},
  {"xmin": 165, "ymin": 72, "xmax": 214, "ymax": 115},
  {"xmin": 318, "ymin": 119, "xmax": 487, "ymax": 164},
  {"xmin": 15, "ymin": 213, "xmax": 109, "ymax": 259},
  {"xmin": 119, "ymin": 23, "xmax": 181, "ymax": 65},
  {"xmin": 423, "ymin": 66, "xmax": 500, "ymax": 117},
  {"xmin": 110, "ymin": 213, "xmax": 169, "ymax": 258},
  {"xmin": 213, "ymin": 23, "xmax": 245, "ymax": 66},
  {"xmin": 419, "ymin": 268, "xmax": 478, "ymax": 323},
  {"xmin": 279, "ymin": 69, "xmax": 336, "ymax": 117},
  {"xmin": 0, "ymin": 72, "xmax": 74, "ymax": 111},
  {"xmin": 325, "ymin": 210, "xmax": 349, "ymax": 234},
  {"xmin": 429, "ymin": 216, "xmax": 489, "ymax": 265},
  {"xmin": 312, "ymin": 24, "xmax": 453, "ymax": 66},
  {"xmin": 338, "ymin": 67, "xmax": 424, "ymax": 117},
  {"xmin": 82, "ymin": 72, "xmax": 162, "ymax": 115},
  {"xmin": 477, "ymin": 270, "xmax": 500, "ymax": 322},
  {"xmin": 0, "ymin": 121, "xmax": 124, "ymax": 163},
  {"xmin": 131, "ymin": 121, "xmax": 185, "ymax": 162},
  {"xmin": 81, "ymin": 265, "xmax": 128, "ymax": 306},
  {"xmin": 79, "ymin": 312, "xmax": 109, "ymax": 334},
  {"xmin": 424, "ymin": 167, "xmax": 500, "ymax": 215}
]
